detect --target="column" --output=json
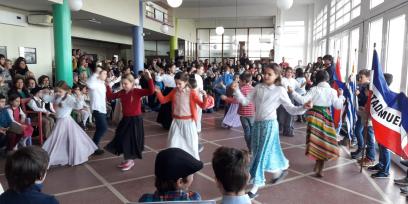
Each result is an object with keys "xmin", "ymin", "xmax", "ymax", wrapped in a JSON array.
[
  {"xmin": 53, "ymin": 0, "xmax": 73, "ymax": 86},
  {"xmin": 169, "ymin": 18, "xmax": 178, "ymax": 63},
  {"xmin": 132, "ymin": 0, "xmax": 144, "ymax": 74}
]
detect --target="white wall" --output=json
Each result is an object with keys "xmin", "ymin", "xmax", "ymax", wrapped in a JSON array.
[
  {"xmin": 0, "ymin": 6, "xmax": 53, "ymax": 79},
  {"xmin": 81, "ymin": 0, "xmax": 139, "ymax": 26},
  {"xmin": 178, "ymin": 19, "xmax": 196, "ymax": 42},
  {"xmin": 174, "ymin": 5, "xmax": 277, "ymax": 19}
]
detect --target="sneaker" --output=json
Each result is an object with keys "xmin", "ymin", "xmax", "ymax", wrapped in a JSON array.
[
  {"xmin": 351, "ymin": 149, "xmax": 363, "ymax": 159},
  {"xmin": 371, "ymin": 172, "xmax": 389, "ymax": 179},
  {"xmin": 117, "ymin": 161, "xmax": 128, "ymax": 168},
  {"xmin": 395, "ymin": 177, "xmax": 408, "ymax": 186},
  {"xmin": 120, "ymin": 160, "xmax": 135, "ymax": 171},
  {"xmin": 93, "ymin": 149, "xmax": 105, "ymax": 156},
  {"xmin": 247, "ymin": 192, "xmax": 258, "ymax": 200},
  {"xmin": 359, "ymin": 157, "xmax": 375, "ymax": 167},
  {"xmin": 351, "ymin": 140, "xmax": 358, "ymax": 147},
  {"xmin": 271, "ymin": 170, "xmax": 288, "ymax": 184},
  {"xmin": 198, "ymin": 144, "xmax": 204, "ymax": 153},
  {"xmin": 367, "ymin": 164, "xmax": 382, "ymax": 172},
  {"xmin": 400, "ymin": 186, "xmax": 408, "ymax": 195}
]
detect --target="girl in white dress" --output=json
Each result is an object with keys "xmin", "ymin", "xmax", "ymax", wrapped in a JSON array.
[{"xmin": 42, "ymin": 81, "xmax": 97, "ymax": 166}]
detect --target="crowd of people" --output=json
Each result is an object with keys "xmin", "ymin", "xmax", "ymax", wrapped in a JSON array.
[{"xmin": 0, "ymin": 50, "xmax": 407, "ymax": 203}]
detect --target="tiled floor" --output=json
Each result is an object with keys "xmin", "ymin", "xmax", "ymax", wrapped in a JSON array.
[{"xmin": 0, "ymin": 111, "xmax": 406, "ymax": 204}]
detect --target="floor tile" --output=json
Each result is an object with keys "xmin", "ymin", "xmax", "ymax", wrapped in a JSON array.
[
  {"xmin": 56, "ymin": 187, "xmax": 123, "ymax": 204},
  {"xmin": 113, "ymin": 176, "xmax": 156, "ymax": 203}
]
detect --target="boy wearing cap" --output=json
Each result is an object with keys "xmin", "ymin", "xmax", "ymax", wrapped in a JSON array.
[
  {"xmin": 139, "ymin": 148, "xmax": 203, "ymax": 202},
  {"xmin": 212, "ymin": 147, "xmax": 251, "ymax": 204},
  {"xmin": 27, "ymin": 87, "xmax": 55, "ymax": 139}
]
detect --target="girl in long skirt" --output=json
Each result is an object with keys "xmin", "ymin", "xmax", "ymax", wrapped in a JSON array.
[
  {"xmin": 291, "ymin": 70, "xmax": 344, "ymax": 177},
  {"xmin": 42, "ymin": 81, "xmax": 97, "ymax": 166},
  {"xmin": 155, "ymin": 72, "xmax": 208, "ymax": 159},
  {"xmin": 232, "ymin": 63, "xmax": 312, "ymax": 198},
  {"xmin": 222, "ymin": 75, "xmax": 241, "ymax": 128},
  {"xmin": 156, "ymin": 65, "xmax": 176, "ymax": 129},
  {"xmin": 105, "ymin": 71, "xmax": 155, "ymax": 171}
]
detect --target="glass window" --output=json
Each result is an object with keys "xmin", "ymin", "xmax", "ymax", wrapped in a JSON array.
[
  {"xmin": 370, "ymin": 0, "xmax": 384, "ymax": 9},
  {"xmin": 223, "ymin": 44, "xmax": 237, "ymax": 58},
  {"xmin": 198, "ymin": 44, "xmax": 210, "ymax": 58},
  {"xmin": 349, "ymin": 27, "xmax": 359, "ymax": 72},
  {"xmin": 248, "ymin": 28, "xmax": 261, "ymax": 58},
  {"xmin": 210, "ymin": 44, "xmax": 222, "ymax": 58},
  {"xmin": 385, "ymin": 14, "xmax": 405, "ymax": 92},
  {"xmin": 223, "ymin": 29, "xmax": 235, "ymax": 44},
  {"xmin": 157, "ymin": 41, "xmax": 170, "ymax": 56},
  {"xmin": 236, "ymin": 29, "xmax": 248, "ymax": 43},
  {"xmin": 340, "ymin": 34, "xmax": 349, "ymax": 79},
  {"xmin": 197, "ymin": 29, "xmax": 209, "ymax": 43},
  {"xmin": 330, "ymin": 0, "xmax": 361, "ymax": 32},
  {"xmin": 210, "ymin": 29, "xmax": 222, "ymax": 44},
  {"xmin": 367, "ymin": 18, "xmax": 383, "ymax": 70}
]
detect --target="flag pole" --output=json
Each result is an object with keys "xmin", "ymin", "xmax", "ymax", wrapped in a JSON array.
[
  {"xmin": 360, "ymin": 43, "xmax": 375, "ymax": 173},
  {"xmin": 349, "ymin": 48, "xmax": 358, "ymax": 150}
]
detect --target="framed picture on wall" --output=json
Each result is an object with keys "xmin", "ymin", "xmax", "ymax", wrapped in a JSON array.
[
  {"xmin": 0, "ymin": 46, "xmax": 6, "ymax": 58},
  {"xmin": 19, "ymin": 47, "xmax": 37, "ymax": 64}
]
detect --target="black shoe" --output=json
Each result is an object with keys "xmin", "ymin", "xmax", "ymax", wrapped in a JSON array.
[
  {"xmin": 395, "ymin": 177, "xmax": 408, "ymax": 186},
  {"xmin": 401, "ymin": 160, "xmax": 408, "ymax": 167},
  {"xmin": 401, "ymin": 186, "xmax": 408, "ymax": 195},
  {"xmin": 371, "ymin": 172, "xmax": 389, "ymax": 179},
  {"xmin": 367, "ymin": 164, "xmax": 382, "ymax": 172},
  {"xmin": 271, "ymin": 170, "xmax": 288, "ymax": 184},
  {"xmin": 93, "ymin": 149, "xmax": 105, "ymax": 156},
  {"xmin": 247, "ymin": 192, "xmax": 258, "ymax": 199},
  {"xmin": 351, "ymin": 149, "xmax": 363, "ymax": 159}
]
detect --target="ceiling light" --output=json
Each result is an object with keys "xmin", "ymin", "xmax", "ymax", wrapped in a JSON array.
[
  {"xmin": 277, "ymin": 0, "xmax": 293, "ymax": 10},
  {"xmin": 215, "ymin": 26, "xmax": 224, "ymax": 35},
  {"xmin": 167, "ymin": 0, "xmax": 183, "ymax": 8},
  {"xmin": 161, "ymin": 24, "xmax": 169, "ymax": 33},
  {"xmin": 69, "ymin": 0, "xmax": 83, "ymax": 11}
]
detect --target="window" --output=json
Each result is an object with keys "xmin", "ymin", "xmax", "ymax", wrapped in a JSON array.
[
  {"xmin": 349, "ymin": 27, "xmax": 359, "ymax": 73},
  {"xmin": 280, "ymin": 21, "xmax": 305, "ymax": 65},
  {"xmin": 313, "ymin": 5, "xmax": 327, "ymax": 41},
  {"xmin": 330, "ymin": 0, "xmax": 361, "ymax": 32},
  {"xmin": 340, "ymin": 34, "xmax": 349, "ymax": 79},
  {"xmin": 385, "ymin": 14, "xmax": 405, "ymax": 92},
  {"xmin": 370, "ymin": 0, "xmax": 384, "ymax": 9},
  {"xmin": 196, "ymin": 27, "xmax": 273, "ymax": 61},
  {"xmin": 367, "ymin": 18, "xmax": 383, "ymax": 70}
]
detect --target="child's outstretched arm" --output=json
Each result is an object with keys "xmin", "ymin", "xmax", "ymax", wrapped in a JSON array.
[
  {"xmin": 192, "ymin": 90, "xmax": 208, "ymax": 109},
  {"xmin": 233, "ymin": 83, "xmax": 256, "ymax": 106},
  {"xmin": 133, "ymin": 70, "xmax": 155, "ymax": 97},
  {"xmin": 155, "ymin": 87, "xmax": 173, "ymax": 104},
  {"xmin": 280, "ymin": 87, "xmax": 309, "ymax": 115}
]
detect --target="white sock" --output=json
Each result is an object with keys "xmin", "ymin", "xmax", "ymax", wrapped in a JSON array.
[{"xmin": 249, "ymin": 185, "xmax": 259, "ymax": 194}]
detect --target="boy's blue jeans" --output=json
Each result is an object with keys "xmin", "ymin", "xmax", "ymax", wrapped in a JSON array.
[
  {"xmin": 378, "ymin": 144, "xmax": 391, "ymax": 174},
  {"xmin": 240, "ymin": 116, "xmax": 254, "ymax": 151},
  {"xmin": 355, "ymin": 116, "xmax": 376, "ymax": 161}
]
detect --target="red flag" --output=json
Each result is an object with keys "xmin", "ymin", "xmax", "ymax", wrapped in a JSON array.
[{"xmin": 332, "ymin": 57, "xmax": 343, "ymax": 129}]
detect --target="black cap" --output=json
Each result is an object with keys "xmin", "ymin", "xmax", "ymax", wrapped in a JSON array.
[
  {"xmin": 155, "ymin": 148, "xmax": 203, "ymax": 180},
  {"xmin": 30, "ymin": 87, "xmax": 44, "ymax": 95}
]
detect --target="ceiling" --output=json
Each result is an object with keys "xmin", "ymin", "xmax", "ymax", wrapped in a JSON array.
[{"xmin": 177, "ymin": 0, "xmax": 315, "ymax": 8}]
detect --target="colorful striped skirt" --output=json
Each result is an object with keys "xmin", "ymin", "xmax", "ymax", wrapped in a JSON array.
[{"xmin": 305, "ymin": 106, "xmax": 339, "ymax": 161}]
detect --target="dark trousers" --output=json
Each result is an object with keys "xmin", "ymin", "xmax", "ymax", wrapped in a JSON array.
[{"xmin": 92, "ymin": 110, "xmax": 108, "ymax": 147}]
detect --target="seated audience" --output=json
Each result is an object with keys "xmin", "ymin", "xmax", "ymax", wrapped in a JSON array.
[
  {"xmin": 212, "ymin": 147, "xmax": 251, "ymax": 204},
  {"xmin": 0, "ymin": 146, "xmax": 59, "ymax": 204},
  {"xmin": 139, "ymin": 148, "xmax": 203, "ymax": 202}
]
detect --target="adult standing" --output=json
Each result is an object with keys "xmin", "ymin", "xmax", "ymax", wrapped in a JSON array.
[{"xmin": 87, "ymin": 66, "xmax": 108, "ymax": 155}]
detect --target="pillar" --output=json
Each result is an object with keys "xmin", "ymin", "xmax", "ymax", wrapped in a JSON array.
[
  {"xmin": 132, "ymin": 0, "xmax": 144, "ymax": 74},
  {"xmin": 52, "ymin": 0, "xmax": 73, "ymax": 86},
  {"xmin": 170, "ymin": 18, "xmax": 178, "ymax": 63}
]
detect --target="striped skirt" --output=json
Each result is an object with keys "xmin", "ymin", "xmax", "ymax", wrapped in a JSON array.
[{"xmin": 305, "ymin": 106, "xmax": 339, "ymax": 161}]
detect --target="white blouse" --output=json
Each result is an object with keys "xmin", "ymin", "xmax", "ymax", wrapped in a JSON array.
[
  {"xmin": 292, "ymin": 82, "xmax": 345, "ymax": 108},
  {"xmin": 53, "ymin": 95, "xmax": 80, "ymax": 119},
  {"xmin": 155, "ymin": 74, "xmax": 176, "ymax": 88},
  {"xmin": 87, "ymin": 73, "xmax": 107, "ymax": 114},
  {"xmin": 234, "ymin": 83, "xmax": 306, "ymax": 121}
]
